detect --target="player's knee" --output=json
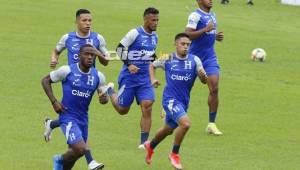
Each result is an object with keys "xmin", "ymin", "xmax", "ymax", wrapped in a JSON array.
[
  {"xmin": 74, "ymin": 146, "xmax": 87, "ymax": 157},
  {"xmin": 118, "ymin": 108, "xmax": 129, "ymax": 115},
  {"xmin": 209, "ymin": 86, "xmax": 219, "ymax": 96},
  {"xmin": 181, "ymin": 122, "xmax": 191, "ymax": 131}
]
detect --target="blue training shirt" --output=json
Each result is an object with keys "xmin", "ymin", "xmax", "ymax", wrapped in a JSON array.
[{"xmin": 118, "ymin": 26, "xmax": 158, "ymax": 88}]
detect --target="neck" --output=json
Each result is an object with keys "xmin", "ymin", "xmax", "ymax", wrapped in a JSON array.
[
  {"xmin": 79, "ymin": 63, "xmax": 89, "ymax": 73},
  {"xmin": 143, "ymin": 25, "xmax": 152, "ymax": 34},
  {"xmin": 176, "ymin": 52, "xmax": 186, "ymax": 58},
  {"xmin": 77, "ymin": 30, "xmax": 89, "ymax": 37},
  {"xmin": 200, "ymin": 6, "xmax": 210, "ymax": 13}
]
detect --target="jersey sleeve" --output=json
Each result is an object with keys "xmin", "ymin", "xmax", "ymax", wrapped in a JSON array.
[
  {"xmin": 97, "ymin": 71, "xmax": 106, "ymax": 87},
  {"xmin": 120, "ymin": 29, "xmax": 139, "ymax": 47},
  {"xmin": 55, "ymin": 34, "xmax": 68, "ymax": 53},
  {"xmin": 152, "ymin": 59, "xmax": 166, "ymax": 70},
  {"xmin": 186, "ymin": 12, "xmax": 201, "ymax": 29},
  {"xmin": 97, "ymin": 34, "xmax": 110, "ymax": 57},
  {"xmin": 193, "ymin": 56, "xmax": 204, "ymax": 73},
  {"xmin": 50, "ymin": 65, "xmax": 71, "ymax": 82}
]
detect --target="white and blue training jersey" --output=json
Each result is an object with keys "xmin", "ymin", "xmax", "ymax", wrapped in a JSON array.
[
  {"xmin": 50, "ymin": 63, "xmax": 106, "ymax": 124},
  {"xmin": 186, "ymin": 8, "xmax": 217, "ymax": 62},
  {"xmin": 118, "ymin": 26, "xmax": 158, "ymax": 88},
  {"xmin": 153, "ymin": 53, "xmax": 204, "ymax": 111},
  {"xmin": 56, "ymin": 31, "xmax": 109, "ymax": 65}
]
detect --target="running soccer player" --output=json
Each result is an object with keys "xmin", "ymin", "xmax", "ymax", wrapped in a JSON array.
[
  {"xmin": 144, "ymin": 33, "xmax": 207, "ymax": 170},
  {"xmin": 44, "ymin": 9, "xmax": 109, "ymax": 170},
  {"xmin": 105, "ymin": 7, "xmax": 159, "ymax": 149},
  {"xmin": 41, "ymin": 44, "xmax": 108, "ymax": 170},
  {"xmin": 185, "ymin": 0, "xmax": 224, "ymax": 135}
]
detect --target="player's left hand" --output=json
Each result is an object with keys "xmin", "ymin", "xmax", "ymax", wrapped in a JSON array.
[
  {"xmin": 151, "ymin": 79, "xmax": 161, "ymax": 88},
  {"xmin": 98, "ymin": 92, "xmax": 109, "ymax": 104},
  {"xmin": 216, "ymin": 32, "xmax": 224, "ymax": 41}
]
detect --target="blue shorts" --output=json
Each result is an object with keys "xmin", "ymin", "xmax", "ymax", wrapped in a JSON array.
[
  {"xmin": 163, "ymin": 99, "xmax": 187, "ymax": 129},
  {"xmin": 60, "ymin": 117, "xmax": 88, "ymax": 145},
  {"xmin": 117, "ymin": 83, "xmax": 155, "ymax": 107},
  {"xmin": 201, "ymin": 57, "xmax": 220, "ymax": 76}
]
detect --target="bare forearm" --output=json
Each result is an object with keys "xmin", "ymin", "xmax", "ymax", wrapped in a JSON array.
[
  {"xmin": 41, "ymin": 75, "xmax": 57, "ymax": 104},
  {"xmin": 185, "ymin": 28, "xmax": 207, "ymax": 40},
  {"xmin": 149, "ymin": 64, "xmax": 156, "ymax": 82}
]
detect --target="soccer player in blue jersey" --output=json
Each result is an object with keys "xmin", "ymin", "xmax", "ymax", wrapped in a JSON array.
[
  {"xmin": 41, "ymin": 44, "xmax": 108, "ymax": 170},
  {"xmin": 185, "ymin": 0, "xmax": 224, "ymax": 135},
  {"xmin": 44, "ymin": 9, "xmax": 109, "ymax": 170},
  {"xmin": 105, "ymin": 7, "xmax": 159, "ymax": 149},
  {"xmin": 144, "ymin": 33, "xmax": 207, "ymax": 170}
]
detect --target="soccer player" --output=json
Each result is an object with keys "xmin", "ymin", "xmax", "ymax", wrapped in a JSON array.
[
  {"xmin": 185, "ymin": 0, "xmax": 224, "ymax": 135},
  {"xmin": 41, "ymin": 44, "xmax": 108, "ymax": 170},
  {"xmin": 44, "ymin": 9, "xmax": 109, "ymax": 170},
  {"xmin": 105, "ymin": 7, "xmax": 159, "ymax": 149},
  {"xmin": 144, "ymin": 33, "xmax": 207, "ymax": 170}
]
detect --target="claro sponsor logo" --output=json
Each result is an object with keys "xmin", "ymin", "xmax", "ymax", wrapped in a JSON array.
[
  {"xmin": 171, "ymin": 74, "xmax": 192, "ymax": 81},
  {"xmin": 72, "ymin": 90, "xmax": 91, "ymax": 98}
]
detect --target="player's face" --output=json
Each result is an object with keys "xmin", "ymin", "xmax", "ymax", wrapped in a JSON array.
[
  {"xmin": 198, "ymin": 0, "xmax": 213, "ymax": 9},
  {"xmin": 76, "ymin": 14, "xmax": 92, "ymax": 34},
  {"xmin": 144, "ymin": 14, "xmax": 159, "ymax": 31},
  {"xmin": 175, "ymin": 37, "xmax": 191, "ymax": 57},
  {"xmin": 79, "ymin": 48, "xmax": 96, "ymax": 68}
]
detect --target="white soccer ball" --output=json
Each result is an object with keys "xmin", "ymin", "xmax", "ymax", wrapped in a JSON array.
[{"xmin": 251, "ymin": 48, "xmax": 266, "ymax": 62}]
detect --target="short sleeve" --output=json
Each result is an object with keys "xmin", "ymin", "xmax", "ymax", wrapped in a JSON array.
[
  {"xmin": 152, "ymin": 59, "xmax": 166, "ymax": 70},
  {"xmin": 50, "ymin": 65, "xmax": 71, "ymax": 82},
  {"xmin": 97, "ymin": 71, "xmax": 106, "ymax": 86},
  {"xmin": 120, "ymin": 29, "xmax": 139, "ymax": 47},
  {"xmin": 97, "ymin": 34, "xmax": 110, "ymax": 57},
  {"xmin": 193, "ymin": 56, "xmax": 204, "ymax": 73},
  {"xmin": 55, "ymin": 34, "xmax": 68, "ymax": 53},
  {"xmin": 186, "ymin": 12, "xmax": 201, "ymax": 29}
]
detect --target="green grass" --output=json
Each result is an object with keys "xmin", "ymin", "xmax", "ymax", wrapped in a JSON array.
[{"xmin": 1, "ymin": 0, "xmax": 300, "ymax": 169}]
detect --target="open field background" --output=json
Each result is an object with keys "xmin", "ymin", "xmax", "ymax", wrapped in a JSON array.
[{"xmin": 0, "ymin": 0, "xmax": 299, "ymax": 169}]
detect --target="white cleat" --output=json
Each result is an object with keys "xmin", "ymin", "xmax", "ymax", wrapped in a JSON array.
[
  {"xmin": 206, "ymin": 123, "xmax": 223, "ymax": 136},
  {"xmin": 138, "ymin": 144, "xmax": 145, "ymax": 150},
  {"xmin": 44, "ymin": 118, "xmax": 53, "ymax": 142},
  {"xmin": 88, "ymin": 160, "xmax": 104, "ymax": 170}
]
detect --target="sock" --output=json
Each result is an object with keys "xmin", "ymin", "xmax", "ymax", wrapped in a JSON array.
[
  {"xmin": 150, "ymin": 139, "xmax": 159, "ymax": 149},
  {"xmin": 50, "ymin": 119, "xmax": 60, "ymax": 129},
  {"xmin": 172, "ymin": 145, "xmax": 181, "ymax": 154},
  {"xmin": 85, "ymin": 150, "xmax": 93, "ymax": 164},
  {"xmin": 141, "ymin": 132, "xmax": 149, "ymax": 144},
  {"xmin": 209, "ymin": 112, "xmax": 217, "ymax": 123}
]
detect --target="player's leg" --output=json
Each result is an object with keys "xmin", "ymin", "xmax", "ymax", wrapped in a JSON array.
[
  {"xmin": 144, "ymin": 123, "xmax": 174, "ymax": 164},
  {"xmin": 82, "ymin": 125, "xmax": 104, "ymax": 170},
  {"xmin": 105, "ymin": 82, "xmax": 131, "ymax": 115},
  {"xmin": 205, "ymin": 64, "xmax": 223, "ymax": 135},
  {"xmin": 54, "ymin": 120, "xmax": 88, "ymax": 170},
  {"xmin": 137, "ymin": 85, "xmax": 155, "ymax": 148},
  {"xmin": 169, "ymin": 115, "xmax": 190, "ymax": 170},
  {"xmin": 44, "ymin": 117, "xmax": 60, "ymax": 142}
]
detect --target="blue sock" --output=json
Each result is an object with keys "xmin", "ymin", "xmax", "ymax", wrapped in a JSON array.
[
  {"xmin": 209, "ymin": 112, "xmax": 217, "ymax": 123},
  {"xmin": 150, "ymin": 139, "xmax": 159, "ymax": 149},
  {"xmin": 85, "ymin": 150, "xmax": 93, "ymax": 164},
  {"xmin": 172, "ymin": 145, "xmax": 180, "ymax": 154},
  {"xmin": 50, "ymin": 119, "xmax": 60, "ymax": 129},
  {"xmin": 141, "ymin": 132, "xmax": 149, "ymax": 144}
]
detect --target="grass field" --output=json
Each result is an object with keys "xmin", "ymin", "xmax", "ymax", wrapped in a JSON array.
[{"xmin": 1, "ymin": 0, "xmax": 300, "ymax": 169}]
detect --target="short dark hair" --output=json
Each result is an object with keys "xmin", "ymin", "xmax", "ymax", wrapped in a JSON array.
[
  {"xmin": 79, "ymin": 44, "xmax": 94, "ymax": 54},
  {"xmin": 76, "ymin": 9, "xmax": 91, "ymax": 18},
  {"xmin": 175, "ymin": 33, "xmax": 190, "ymax": 41},
  {"xmin": 143, "ymin": 7, "xmax": 159, "ymax": 17}
]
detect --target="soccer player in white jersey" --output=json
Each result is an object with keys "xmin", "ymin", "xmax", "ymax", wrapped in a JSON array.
[
  {"xmin": 185, "ymin": 0, "xmax": 224, "ymax": 135},
  {"xmin": 42, "ymin": 44, "xmax": 108, "ymax": 170},
  {"xmin": 144, "ymin": 33, "xmax": 207, "ymax": 170},
  {"xmin": 44, "ymin": 9, "xmax": 109, "ymax": 170}
]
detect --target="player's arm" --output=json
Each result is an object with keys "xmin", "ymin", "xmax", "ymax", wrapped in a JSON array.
[
  {"xmin": 194, "ymin": 56, "xmax": 207, "ymax": 84},
  {"xmin": 41, "ymin": 65, "xmax": 70, "ymax": 113},
  {"xmin": 116, "ymin": 29, "xmax": 140, "ymax": 74},
  {"xmin": 150, "ymin": 58, "xmax": 166, "ymax": 88},
  {"xmin": 97, "ymin": 71, "xmax": 109, "ymax": 104},
  {"xmin": 97, "ymin": 34, "xmax": 110, "ymax": 66},
  {"xmin": 185, "ymin": 13, "xmax": 214, "ymax": 40},
  {"xmin": 50, "ymin": 34, "xmax": 68, "ymax": 69}
]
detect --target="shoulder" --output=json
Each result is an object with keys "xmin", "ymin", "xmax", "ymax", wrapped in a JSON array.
[
  {"xmin": 188, "ymin": 11, "xmax": 201, "ymax": 20},
  {"xmin": 97, "ymin": 71, "xmax": 106, "ymax": 84}
]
